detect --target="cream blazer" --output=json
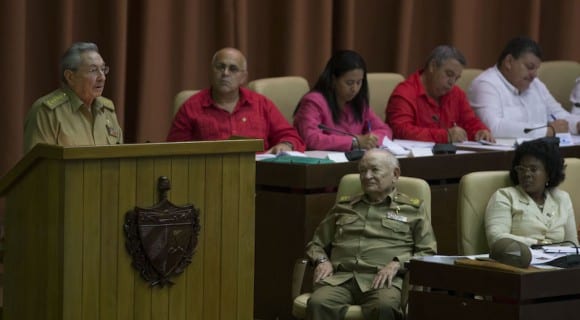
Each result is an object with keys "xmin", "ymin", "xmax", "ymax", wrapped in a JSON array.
[{"xmin": 485, "ymin": 185, "xmax": 578, "ymax": 247}]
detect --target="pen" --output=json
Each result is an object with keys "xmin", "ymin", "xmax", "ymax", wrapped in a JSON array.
[
  {"xmin": 550, "ymin": 114, "xmax": 557, "ymax": 121},
  {"xmin": 367, "ymin": 120, "xmax": 372, "ymax": 133}
]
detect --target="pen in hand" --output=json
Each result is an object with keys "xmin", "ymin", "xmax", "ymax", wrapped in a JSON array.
[
  {"xmin": 550, "ymin": 114, "xmax": 557, "ymax": 121},
  {"xmin": 367, "ymin": 120, "xmax": 372, "ymax": 133}
]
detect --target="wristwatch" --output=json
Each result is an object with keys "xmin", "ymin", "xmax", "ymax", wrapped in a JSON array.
[
  {"xmin": 315, "ymin": 256, "xmax": 328, "ymax": 266},
  {"xmin": 351, "ymin": 137, "xmax": 359, "ymax": 150}
]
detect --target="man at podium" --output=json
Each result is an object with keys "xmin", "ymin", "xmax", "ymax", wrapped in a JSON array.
[
  {"xmin": 23, "ymin": 42, "xmax": 123, "ymax": 152},
  {"xmin": 167, "ymin": 47, "xmax": 305, "ymax": 154}
]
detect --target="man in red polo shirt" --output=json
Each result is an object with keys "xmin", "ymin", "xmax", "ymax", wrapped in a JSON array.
[
  {"xmin": 386, "ymin": 45, "xmax": 493, "ymax": 143},
  {"xmin": 167, "ymin": 47, "xmax": 305, "ymax": 153}
]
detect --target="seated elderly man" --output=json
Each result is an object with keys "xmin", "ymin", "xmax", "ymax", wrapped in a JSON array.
[
  {"xmin": 167, "ymin": 47, "xmax": 305, "ymax": 153},
  {"xmin": 386, "ymin": 45, "xmax": 493, "ymax": 143},
  {"xmin": 469, "ymin": 36, "xmax": 580, "ymax": 138},
  {"xmin": 305, "ymin": 149, "xmax": 437, "ymax": 320}
]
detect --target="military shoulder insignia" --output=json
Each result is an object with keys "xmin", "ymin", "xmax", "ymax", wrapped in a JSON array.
[
  {"xmin": 42, "ymin": 91, "xmax": 68, "ymax": 109},
  {"xmin": 97, "ymin": 96, "xmax": 115, "ymax": 110},
  {"xmin": 124, "ymin": 176, "xmax": 201, "ymax": 287},
  {"xmin": 393, "ymin": 192, "xmax": 423, "ymax": 208},
  {"xmin": 338, "ymin": 195, "xmax": 352, "ymax": 203}
]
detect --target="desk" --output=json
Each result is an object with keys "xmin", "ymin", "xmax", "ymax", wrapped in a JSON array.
[
  {"xmin": 253, "ymin": 145, "xmax": 580, "ymax": 320},
  {"xmin": 408, "ymin": 258, "xmax": 580, "ymax": 320}
]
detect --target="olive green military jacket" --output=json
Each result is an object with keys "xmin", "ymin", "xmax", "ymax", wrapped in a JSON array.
[
  {"xmin": 306, "ymin": 189, "xmax": 437, "ymax": 292},
  {"xmin": 23, "ymin": 86, "xmax": 123, "ymax": 152}
]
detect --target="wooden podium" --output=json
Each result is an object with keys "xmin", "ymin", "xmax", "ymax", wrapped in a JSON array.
[{"xmin": 0, "ymin": 140, "xmax": 262, "ymax": 320}]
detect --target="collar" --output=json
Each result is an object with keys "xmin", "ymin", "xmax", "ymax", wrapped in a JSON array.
[
  {"xmin": 61, "ymin": 85, "xmax": 113, "ymax": 112},
  {"xmin": 203, "ymin": 86, "xmax": 256, "ymax": 110},
  {"xmin": 412, "ymin": 69, "xmax": 429, "ymax": 98},
  {"xmin": 494, "ymin": 66, "xmax": 520, "ymax": 96}
]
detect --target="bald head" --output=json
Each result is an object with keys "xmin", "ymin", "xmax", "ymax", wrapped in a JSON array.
[
  {"xmin": 210, "ymin": 47, "xmax": 248, "ymax": 97},
  {"xmin": 212, "ymin": 48, "xmax": 247, "ymax": 71}
]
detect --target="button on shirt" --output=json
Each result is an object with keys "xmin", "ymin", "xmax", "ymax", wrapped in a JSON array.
[
  {"xmin": 167, "ymin": 87, "xmax": 305, "ymax": 151},
  {"xmin": 469, "ymin": 66, "xmax": 580, "ymax": 138}
]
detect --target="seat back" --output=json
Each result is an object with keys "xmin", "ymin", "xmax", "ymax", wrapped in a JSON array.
[
  {"xmin": 457, "ymin": 171, "xmax": 511, "ymax": 255},
  {"xmin": 559, "ymin": 157, "xmax": 580, "ymax": 225},
  {"xmin": 457, "ymin": 157, "xmax": 580, "ymax": 255},
  {"xmin": 456, "ymin": 68, "xmax": 483, "ymax": 93},
  {"xmin": 247, "ymin": 76, "xmax": 310, "ymax": 124},
  {"xmin": 538, "ymin": 61, "xmax": 580, "ymax": 111},
  {"xmin": 367, "ymin": 73, "xmax": 405, "ymax": 121},
  {"xmin": 173, "ymin": 90, "xmax": 200, "ymax": 116}
]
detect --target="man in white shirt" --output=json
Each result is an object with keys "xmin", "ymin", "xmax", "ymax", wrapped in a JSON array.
[{"xmin": 468, "ymin": 36, "xmax": 580, "ymax": 138}]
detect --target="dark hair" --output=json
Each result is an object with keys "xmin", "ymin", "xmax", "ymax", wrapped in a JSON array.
[
  {"xmin": 497, "ymin": 36, "xmax": 542, "ymax": 67},
  {"xmin": 509, "ymin": 137, "xmax": 565, "ymax": 188},
  {"xmin": 302, "ymin": 50, "xmax": 369, "ymax": 123},
  {"xmin": 423, "ymin": 45, "xmax": 466, "ymax": 70}
]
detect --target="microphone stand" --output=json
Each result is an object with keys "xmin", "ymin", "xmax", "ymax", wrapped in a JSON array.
[
  {"xmin": 531, "ymin": 240, "xmax": 580, "ymax": 268},
  {"xmin": 523, "ymin": 125, "xmax": 548, "ymax": 134},
  {"xmin": 318, "ymin": 124, "xmax": 365, "ymax": 161}
]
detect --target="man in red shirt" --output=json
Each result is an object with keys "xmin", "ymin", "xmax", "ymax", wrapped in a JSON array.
[
  {"xmin": 167, "ymin": 47, "xmax": 305, "ymax": 153},
  {"xmin": 386, "ymin": 45, "xmax": 494, "ymax": 143}
]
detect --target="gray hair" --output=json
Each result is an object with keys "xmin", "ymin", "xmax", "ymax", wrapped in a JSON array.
[
  {"xmin": 423, "ymin": 45, "xmax": 466, "ymax": 70},
  {"xmin": 362, "ymin": 148, "xmax": 400, "ymax": 169},
  {"xmin": 60, "ymin": 42, "xmax": 100, "ymax": 83}
]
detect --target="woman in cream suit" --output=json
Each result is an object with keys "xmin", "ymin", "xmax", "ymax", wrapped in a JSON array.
[{"xmin": 485, "ymin": 138, "xmax": 578, "ymax": 247}]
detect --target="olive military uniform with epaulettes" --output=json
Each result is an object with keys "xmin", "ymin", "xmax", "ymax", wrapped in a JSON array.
[
  {"xmin": 24, "ymin": 86, "xmax": 123, "ymax": 152},
  {"xmin": 305, "ymin": 189, "xmax": 437, "ymax": 320}
]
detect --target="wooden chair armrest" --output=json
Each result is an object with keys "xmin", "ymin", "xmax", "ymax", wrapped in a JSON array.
[{"xmin": 291, "ymin": 258, "xmax": 310, "ymax": 300}]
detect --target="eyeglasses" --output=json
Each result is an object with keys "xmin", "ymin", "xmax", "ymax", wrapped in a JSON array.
[
  {"xmin": 213, "ymin": 63, "xmax": 243, "ymax": 74},
  {"xmin": 78, "ymin": 65, "xmax": 110, "ymax": 76},
  {"xmin": 514, "ymin": 165, "xmax": 543, "ymax": 175}
]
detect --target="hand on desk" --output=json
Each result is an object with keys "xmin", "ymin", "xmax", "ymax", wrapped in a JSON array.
[
  {"xmin": 266, "ymin": 142, "xmax": 293, "ymax": 154},
  {"xmin": 448, "ymin": 126, "xmax": 467, "ymax": 142},
  {"xmin": 475, "ymin": 129, "xmax": 495, "ymax": 143},
  {"xmin": 549, "ymin": 119, "xmax": 569, "ymax": 135},
  {"xmin": 314, "ymin": 261, "xmax": 334, "ymax": 283},
  {"xmin": 355, "ymin": 133, "xmax": 379, "ymax": 149},
  {"xmin": 373, "ymin": 260, "xmax": 400, "ymax": 289}
]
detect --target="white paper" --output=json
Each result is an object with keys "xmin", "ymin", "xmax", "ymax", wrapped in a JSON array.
[
  {"xmin": 410, "ymin": 148, "xmax": 433, "ymax": 157},
  {"xmin": 326, "ymin": 153, "xmax": 349, "ymax": 163}
]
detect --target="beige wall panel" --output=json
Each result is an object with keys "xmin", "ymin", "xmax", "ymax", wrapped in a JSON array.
[
  {"xmin": 63, "ymin": 160, "xmax": 86, "ymax": 320},
  {"xmin": 237, "ymin": 154, "xmax": 256, "ymax": 320},
  {"xmin": 152, "ymin": 158, "xmax": 171, "ymax": 319},
  {"xmin": 220, "ymin": 154, "xmax": 241, "ymax": 319},
  {"xmin": 100, "ymin": 159, "xmax": 121, "ymax": 319},
  {"xmin": 186, "ymin": 156, "xmax": 206, "ymax": 320},
  {"xmin": 82, "ymin": 160, "xmax": 102, "ymax": 320},
  {"xmin": 167, "ymin": 156, "xmax": 191, "ymax": 320},
  {"xmin": 134, "ymin": 158, "xmax": 155, "ymax": 320},
  {"xmin": 117, "ymin": 158, "xmax": 137, "ymax": 319},
  {"xmin": 203, "ymin": 155, "xmax": 223, "ymax": 319}
]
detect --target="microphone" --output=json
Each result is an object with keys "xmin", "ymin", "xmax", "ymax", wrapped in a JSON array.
[
  {"xmin": 523, "ymin": 125, "xmax": 548, "ymax": 134},
  {"xmin": 530, "ymin": 240, "xmax": 580, "ymax": 268},
  {"xmin": 317, "ymin": 124, "xmax": 364, "ymax": 161}
]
